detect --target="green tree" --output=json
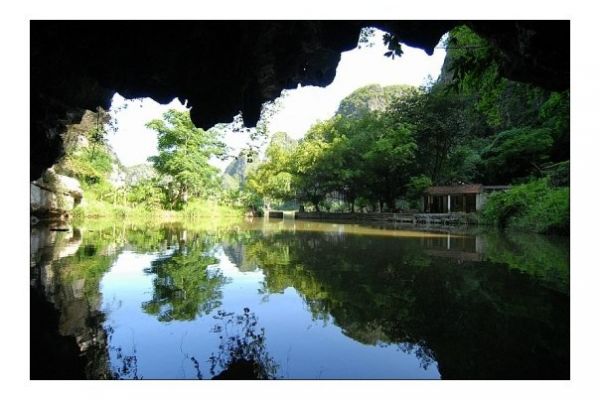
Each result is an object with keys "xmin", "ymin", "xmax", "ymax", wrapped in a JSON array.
[
  {"xmin": 290, "ymin": 119, "xmax": 344, "ymax": 211},
  {"xmin": 389, "ymin": 88, "xmax": 467, "ymax": 185},
  {"xmin": 245, "ymin": 132, "xmax": 296, "ymax": 210},
  {"xmin": 127, "ymin": 177, "xmax": 166, "ymax": 210},
  {"xmin": 406, "ymin": 175, "xmax": 433, "ymax": 208},
  {"xmin": 480, "ymin": 127, "xmax": 554, "ymax": 183},
  {"xmin": 351, "ymin": 112, "xmax": 416, "ymax": 210},
  {"xmin": 539, "ymin": 91, "xmax": 570, "ymax": 162},
  {"xmin": 146, "ymin": 109, "xmax": 226, "ymax": 209}
]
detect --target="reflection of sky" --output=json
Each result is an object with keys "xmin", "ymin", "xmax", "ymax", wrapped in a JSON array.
[{"xmin": 100, "ymin": 245, "xmax": 440, "ymax": 379}]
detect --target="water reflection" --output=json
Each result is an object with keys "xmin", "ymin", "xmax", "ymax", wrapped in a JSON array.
[
  {"xmin": 208, "ymin": 308, "xmax": 279, "ymax": 379},
  {"xmin": 30, "ymin": 219, "xmax": 569, "ymax": 379},
  {"xmin": 142, "ymin": 233, "xmax": 228, "ymax": 322},
  {"xmin": 30, "ymin": 225, "xmax": 114, "ymax": 378},
  {"xmin": 245, "ymin": 225, "xmax": 569, "ymax": 378}
]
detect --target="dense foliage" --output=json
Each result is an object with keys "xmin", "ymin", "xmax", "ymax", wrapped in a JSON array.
[
  {"xmin": 60, "ymin": 109, "xmax": 243, "ymax": 220},
  {"xmin": 146, "ymin": 110, "xmax": 226, "ymax": 209},
  {"xmin": 480, "ymin": 178, "xmax": 569, "ymax": 234},
  {"xmin": 243, "ymin": 25, "xmax": 569, "ymax": 233}
]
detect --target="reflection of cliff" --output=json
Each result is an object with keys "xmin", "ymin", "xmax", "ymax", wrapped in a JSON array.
[
  {"xmin": 30, "ymin": 225, "xmax": 82, "ymax": 270},
  {"xmin": 222, "ymin": 243, "xmax": 257, "ymax": 272},
  {"xmin": 242, "ymin": 230, "xmax": 570, "ymax": 379},
  {"xmin": 30, "ymin": 225, "xmax": 118, "ymax": 379}
]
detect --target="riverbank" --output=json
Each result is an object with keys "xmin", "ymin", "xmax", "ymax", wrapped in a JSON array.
[
  {"xmin": 63, "ymin": 198, "xmax": 245, "ymax": 225},
  {"xmin": 266, "ymin": 177, "xmax": 569, "ymax": 236},
  {"xmin": 289, "ymin": 211, "xmax": 480, "ymax": 226},
  {"xmin": 267, "ymin": 210, "xmax": 480, "ymax": 227}
]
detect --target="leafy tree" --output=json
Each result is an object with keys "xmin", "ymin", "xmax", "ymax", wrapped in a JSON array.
[
  {"xmin": 406, "ymin": 175, "xmax": 433, "ymax": 208},
  {"xmin": 60, "ymin": 146, "xmax": 114, "ymax": 186},
  {"xmin": 291, "ymin": 119, "xmax": 349, "ymax": 211},
  {"xmin": 480, "ymin": 127, "xmax": 553, "ymax": 183},
  {"xmin": 146, "ymin": 109, "xmax": 226, "ymax": 209},
  {"xmin": 351, "ymin": 112, "xmax": 416, "ymax": 210},
  {"xmin": 539, "ymin": 91, "xmax": 570, "ymax": 162},
  {"xmin": 127, "ymin": 177, "xmax": 166, "ymax": 210},
  {"xmin": 390, "ymin": 87, "xmax": 468, "ymax": 184},
  {"xmin": 245, "ymin": 132, "xmax": 296, "ymax": 210}
]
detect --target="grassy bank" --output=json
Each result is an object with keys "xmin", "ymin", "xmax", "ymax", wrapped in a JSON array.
[{"xmin": 72, "ymin": 197, "xmax": 244, "ymax": 224}]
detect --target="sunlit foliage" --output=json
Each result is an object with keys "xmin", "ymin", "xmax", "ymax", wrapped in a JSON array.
[{"xmin": 146, "ymin": 109, "xmax": 227, "ymax": 209}]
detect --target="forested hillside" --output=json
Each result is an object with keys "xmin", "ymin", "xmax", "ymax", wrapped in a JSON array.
[{"xmin": 244, "ymin": 25, "xmax": 569, "ymax": 233}]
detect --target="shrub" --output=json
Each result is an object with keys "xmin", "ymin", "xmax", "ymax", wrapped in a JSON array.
[
  {"xmin": 544, "ymin": 161, "xmax": 569, "ymax": 187},
  {"xmin": 481, "ymin": 178, "xmax": 569, "ymax": 234}
]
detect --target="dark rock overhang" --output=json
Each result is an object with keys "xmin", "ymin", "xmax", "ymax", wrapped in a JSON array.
[{"xmin": 30, "ymin": 20, "xmax": 569, "ymax": 180}]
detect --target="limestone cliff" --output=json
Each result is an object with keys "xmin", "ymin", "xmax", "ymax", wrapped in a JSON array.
[{"xmin": 31, "ymin": 167, "xmax": 83, "ymax": 220}]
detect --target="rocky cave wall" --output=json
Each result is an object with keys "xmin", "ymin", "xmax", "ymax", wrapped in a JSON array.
[{"xmin": 30, "ymin": 20, "xmax": 569, "ymax": 180}]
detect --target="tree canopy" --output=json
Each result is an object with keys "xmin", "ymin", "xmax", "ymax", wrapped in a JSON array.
[{"xmin": 146, "ymin": 109, "xmax": 226, "ymax": 208}]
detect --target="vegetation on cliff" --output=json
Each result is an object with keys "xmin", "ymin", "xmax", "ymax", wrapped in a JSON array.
[
  {"xmin": 241, "ymin": 26, "xmax": 569, "ymax": 233},
  {"xmin": 55, "ymin": 109, "xmax": 244, "ymax": 222}
]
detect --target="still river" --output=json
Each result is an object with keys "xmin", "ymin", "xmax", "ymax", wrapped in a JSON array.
[{"xmin": 30, "ymin": 217, "xmax": 569, "ymax": 379}]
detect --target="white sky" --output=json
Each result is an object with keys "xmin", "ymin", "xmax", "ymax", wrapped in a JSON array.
[
  {"xmin": 107, "ymin": 96, "xmax": 188, "ymax": 166},
  {"xmin": 107, "ymin": 29, "xmax": 446, "ymax": 170}
]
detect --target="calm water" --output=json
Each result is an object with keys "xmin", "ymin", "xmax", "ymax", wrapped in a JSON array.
[{"xmin": 30, "ymin": 218, "xmax": 569, "ymax": 379}]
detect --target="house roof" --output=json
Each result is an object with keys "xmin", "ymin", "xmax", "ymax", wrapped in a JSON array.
[{"xmin": 425, "ymin": 184, "xmax": 484, "ymax": 195}]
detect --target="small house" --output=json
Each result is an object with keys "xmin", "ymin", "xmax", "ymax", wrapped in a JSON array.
[{"xmin": 422, "ymin": 184, "xmax": 510, "ymax": 213}]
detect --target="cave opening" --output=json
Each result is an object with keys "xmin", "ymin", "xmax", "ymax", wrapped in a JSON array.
[
  {"xmin": 30, "ymin": 20, "xmax": 570, "ymax": 182},
  {"xmin": 27, "ymin": 18, "xmax": 572, "ymax": 381},
  {"xmin": 39, "ymin": 26, "xmax": 446, "ymax": 219}
]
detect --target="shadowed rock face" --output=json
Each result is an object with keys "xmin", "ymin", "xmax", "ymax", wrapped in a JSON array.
[
  {"xmin": 30, "ymin": 227, "xmax": 111, "ymax": 379},
  {"xmin": 30, "ymin": 20, "xmax": 569, "ymax": 180}
]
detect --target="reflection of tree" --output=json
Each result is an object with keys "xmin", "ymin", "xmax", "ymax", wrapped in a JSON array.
[
  {"xmin": 106, "ymin": 326, "xmax": 141, "ymax": 380},
  {"xmin": 142, "ymin": 237, "xmax": 228, "ymax": 322},
  {"xmin": 208, "ymin": 308, "xmax": 279, "ymax": 379},
  {"xmin": 241, "ymin": 229, "xmax": 569, "ymax": 379},
  {"xmin": 38, "ymin": 220, "xmax": 569, "ymax": 379},
  {"xmin": 245, "ymin": 238, "xmax": 332, "ymax": 320},
  {"xmin": 481, "ymin": 231, "xmax": 569, "ymax": 293}
]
